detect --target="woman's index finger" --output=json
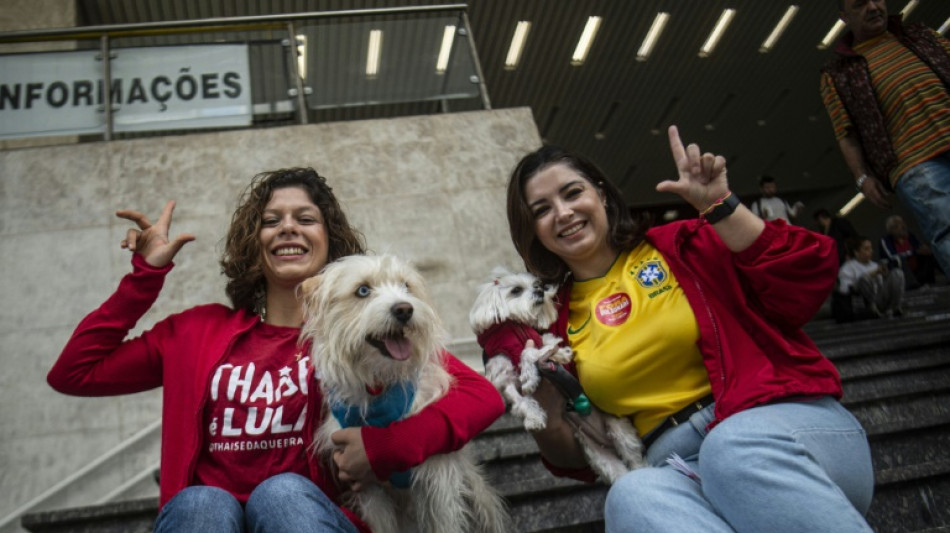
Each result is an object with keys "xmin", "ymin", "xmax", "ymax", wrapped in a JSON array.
[
  {"xmin": 156, "ymin": 200, "xmax": 178, "ymax": 227},
  {"xmin": 115, "ymin": 209, "xmax": 151, "ymax": 228},
  {"xmin": 667, "ymin": 125, "xmax": 687, "ymax": 165}
]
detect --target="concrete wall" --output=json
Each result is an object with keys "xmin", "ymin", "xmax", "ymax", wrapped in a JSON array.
[{"xmin": 0, "ymin": 108, "xmax": 540, "ymax": 522}]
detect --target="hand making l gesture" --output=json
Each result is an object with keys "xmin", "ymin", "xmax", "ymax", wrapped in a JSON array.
[
  {"xmin": 116, "ymin": 200, "xmax": 195, "ymax": 268},
  {"xmin": 656, "ymin": 125, "xmax": 730, "ymax": 213}
]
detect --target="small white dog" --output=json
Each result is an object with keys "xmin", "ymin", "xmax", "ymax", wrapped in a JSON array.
[
  {"xmin": 469, "ymin": 267, "xmax": 645, "ymax": 483},
  {"xmin": 469, "ymin": 267, "xmax": 572, "ymax": 431},
  {"xmin": 299, "ymin": 254, "xmax": 512, "ymax": 533}
]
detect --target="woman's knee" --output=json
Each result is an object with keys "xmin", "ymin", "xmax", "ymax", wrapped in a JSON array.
[
  {"xmin": 247, "ymin": 472, "xmax": 335, "ymax": 513},
  {"xmin": 170, "ymin": 485, "xmax": 242, "ymax": 512},
  {"xmin": 155, "ymin": 486, "xmax": 243, "ymax": 533},
  {"xmin": 246, "ymin": 473, "xmax": 355, "ymax": 532},
  {"xmin": 606, "ymin": 468, "xmax": 671, "ymax": 515},
  {"xmin": 248, "ymin": 473, "xmax": 322, "ymax": 504}
]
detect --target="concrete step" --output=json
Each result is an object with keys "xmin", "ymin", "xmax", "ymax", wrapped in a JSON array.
[
  {"xmin": 816, "ymin": 319, "xmax": 950, "ymax": 358},
  {"xmin": 868, "ymin": 425, "xmax": 950, "ymax": 480},
  {"xmin": 842, "ymin": 364, "xmax": 950, "ymax": 404},
  {"xmin": 849, "ymin": 391, "xmax": 950, "ymax": 436},
  {"xmin": 866, "ymin": 476, "xmax": 950, "ymax": 533},
  {"xmin": 20, "ymin": 499, "xmax": 155, "ymax": 533},
  {"xmin": 835, "ymin": 345, "xmax": 950, "ymax": 381},
  {"xmin": 506, "ymin": 484, "xmax": 607, "ymax": 533}
]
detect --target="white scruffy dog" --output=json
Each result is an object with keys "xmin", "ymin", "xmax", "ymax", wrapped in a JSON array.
[
  {"xmin": 469, "ymin": 267, "xmax": 572, "ymax": 431},
  {"xmin": 299, "ymin": 254, "xmax": 512, "ymax": 533},
  {"xmin": 469, "ymin": 267, "xmax": 645, "ymax": 483}
]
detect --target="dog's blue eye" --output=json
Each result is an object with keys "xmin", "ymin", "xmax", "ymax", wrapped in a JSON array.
[{"xmin": 356, "ymin": 285, "xmax": 371, "ymax": 297}]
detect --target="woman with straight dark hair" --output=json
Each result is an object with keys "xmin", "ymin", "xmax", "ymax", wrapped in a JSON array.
[{"xmin": 500, "ymin": 126, "xmax": 875, "ymax": 532}]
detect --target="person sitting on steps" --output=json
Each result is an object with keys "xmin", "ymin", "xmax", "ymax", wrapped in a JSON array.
[{"xmin": 839, "ymin": 236, "xmax": 905, "ymax": 318}]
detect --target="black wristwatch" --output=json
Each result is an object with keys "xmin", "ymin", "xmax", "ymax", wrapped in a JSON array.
[{"xmin": 704, "ymin": 192, "xmax": 741, "ymax": 224}]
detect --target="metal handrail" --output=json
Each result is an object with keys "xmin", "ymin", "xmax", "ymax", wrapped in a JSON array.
[
  {"xmin": 0, "ymin": 5, "xmax": 468, "ymax": 43},
  {"xmin": 0, "ymin": 4, "xmax": 480, "ymax": 140},
  {"xmin": 0, "ymin": 419, "xmax": 161, "ymax": 531}
]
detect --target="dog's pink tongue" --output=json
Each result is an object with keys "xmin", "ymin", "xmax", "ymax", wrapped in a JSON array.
[{"xmin": 384, "ymin": 337, "xmax": 413, "ymax": 361}]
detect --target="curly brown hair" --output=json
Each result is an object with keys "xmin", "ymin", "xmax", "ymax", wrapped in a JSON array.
[
  {"xmin": 506, "ymin": 146, "xmax": 648, "ymax": 283},
  {"xmin": 220, "ymin": 167, "xmax": 366, "ymax": 312}
]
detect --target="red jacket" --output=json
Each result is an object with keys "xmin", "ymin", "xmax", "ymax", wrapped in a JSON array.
[
  {"xmin": 48, "ymin": 254, "xmax": 505, "ymax": 531},
  {"xmin": 553, "ymin": 219, "xmax": 842, "ymax": 429}
]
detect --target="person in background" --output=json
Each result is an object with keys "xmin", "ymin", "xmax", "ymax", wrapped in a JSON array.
[
  {"xmin": 499, "ymin": 125, "xmax": 874, "ymax": 532},
  {"xmin": 47, "ymin": 168, "xmax": 504, "ymax": 533},
  {"xmin": 840, "ymin": 235, "xmax": 905, "ymax": 317},
  {"xmin": 880, "ymin": 214, "xmax": 938, "ymax": 289},
  {"xmin": 814, "ymin": 207, "xmax": 859, "ymax": 264},
  {"xmin": 750, "ymin": 175, "xmax": 805, "ymax": 223},
  {"xmin": 820, "ymin": 0, "xmax": 950, "ymax": 280}
]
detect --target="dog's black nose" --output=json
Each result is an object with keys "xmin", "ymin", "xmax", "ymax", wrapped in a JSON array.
[{"xmin": 391, "ymin": 302, "xmax": 414, "ymax": 324}]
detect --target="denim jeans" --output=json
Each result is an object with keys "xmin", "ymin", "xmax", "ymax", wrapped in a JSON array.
[
  {"xmin": 895, "ymin": 152, "xmax": 950, "ymax": 276},
  {"xmin": 153, "ymin": 473, "xmax": 359, "ymax": 533},
  {"xmin": 604, "ymin": 396, "xmax": 874, "ymax": 533}
]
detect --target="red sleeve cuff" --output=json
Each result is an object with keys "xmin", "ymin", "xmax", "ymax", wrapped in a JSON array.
[
  {"xmin": 131, "ymin": 252, "xmax": 174, "ymax": 274},
  {"xmin": 735, "ymin": 218, "xmax": 781, "ymax": 263}
]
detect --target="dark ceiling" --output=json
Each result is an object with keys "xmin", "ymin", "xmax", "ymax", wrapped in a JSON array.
[{"xmin": 74, "ymin": 0, "xmax": 950, "ymax": 208}]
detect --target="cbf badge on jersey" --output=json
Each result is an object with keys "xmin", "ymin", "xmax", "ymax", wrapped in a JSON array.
[
  {"xmin": 633, "ymin": 260, "xmax": 668, "ymax": 288},
  {"xmin": 632, "ymin": 259, "xmax": 673, "ymax": 299}
]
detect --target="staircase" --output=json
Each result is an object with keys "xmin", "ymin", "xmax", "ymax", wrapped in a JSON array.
[{"xmin": 19, "ymin": 286, "xmax": 950, "ymax": 533}]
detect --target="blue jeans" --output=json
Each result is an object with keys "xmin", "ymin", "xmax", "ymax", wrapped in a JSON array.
[
  {"xmin": 895, "ymin": 152, "xmax": 950, "ymax": 276},
  {"xmin": 604, "ymin": 396, "xmax": 874, "ymax": 533},
  {"xmin": 153, "ymin": 473, "xmax": 359, "ymax": 533}
]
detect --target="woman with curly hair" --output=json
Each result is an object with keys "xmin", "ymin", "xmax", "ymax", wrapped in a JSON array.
[{"xmin": 48, "ymin": 168, "xmax": 504, "ymax": 532}]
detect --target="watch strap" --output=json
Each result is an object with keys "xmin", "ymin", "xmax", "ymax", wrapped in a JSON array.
[{"xmin": 703, "ymin": 192, "xmax": 740, "ymax": 224}]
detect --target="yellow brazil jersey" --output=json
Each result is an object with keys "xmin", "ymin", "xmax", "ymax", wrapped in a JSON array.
[{"xmin": 568, "ymin": 243, "xmax": 712, "ymax": 436}]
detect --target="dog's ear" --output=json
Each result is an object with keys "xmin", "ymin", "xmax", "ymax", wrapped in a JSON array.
[
  {"xmin": 469, "ymin": 280, "xmax": 510, "ymax": 332},
  {"xmin": 297, "ymin": 274, "xmax": 324, "ymax": 316},
  {"xmin": 490, "ymin": 265, "xmax": 513, "ymax": 280}
]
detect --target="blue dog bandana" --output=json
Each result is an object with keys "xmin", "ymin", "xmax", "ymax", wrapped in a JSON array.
[{"xmin": 330, "ymin": 382, "xmax": 416, "ymax": 488}]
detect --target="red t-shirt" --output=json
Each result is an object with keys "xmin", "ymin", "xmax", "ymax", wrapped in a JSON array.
[{"xmin": 193, "ymin": 323, "xmax": 311, "ymax": 502}]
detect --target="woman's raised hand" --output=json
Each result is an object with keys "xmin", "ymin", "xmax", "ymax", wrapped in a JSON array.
[
  {"xmin": 656, "ymin": 125, "xmax": 730, "ymax": 213},
  {"xmin": 116, "ymin": 201, "xmax": 195, "ymax": 268}
]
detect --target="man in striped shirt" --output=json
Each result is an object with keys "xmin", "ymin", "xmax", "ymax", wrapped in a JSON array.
[{"xmin": 821, "ymin": 0, "xmax": 950, "ymax": 277}]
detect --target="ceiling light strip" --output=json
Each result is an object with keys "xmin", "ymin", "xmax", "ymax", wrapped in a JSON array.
[
  {"xmin": 436, "ymin": 25, "xmax": 456, "ymax": 74},
  {"xmin": 699, "ymin": 8, "xmax": 736, "ymax": 58},
  {"xmin": 296, "ymin": 34, "xmax": 307, "ymax": 79},
  {"xmin": 366, "ymin": 29, "xmax": 382, "ymax": 77},
  {"xmin": 572, "ymin": 16, "xmax": 602, "ymax": 65},
  {"xmin": 637, "ymin": 12, "xmax": 669, "ymax": 61},
  {"xmin": 900, "ymin": 0, "xmax": 919, "ymax": 18},
  {"xmin": 760, "ymin": 5, "xmax": 798, "ymax": 53},
  {"xmin": 818, "ymin": 20, "xmax": 845, "ymax": 49},
  {"xmin": 940, "ymin": 17, "xmax": 950, "ymax": 35},
  {"xmin": 505, "ymin": 21, "xmax": 531, "ymax": 69}
]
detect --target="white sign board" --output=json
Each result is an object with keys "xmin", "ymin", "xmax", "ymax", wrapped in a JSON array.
[{"xmin": 0, "ymin": 44, "xmax": 252, "ymax": 138}]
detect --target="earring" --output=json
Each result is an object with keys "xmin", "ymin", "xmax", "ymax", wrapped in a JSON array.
[{"xmin": 254, "ymin": 284, "xmax": 267, "ymax": 323}]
